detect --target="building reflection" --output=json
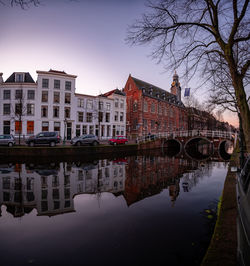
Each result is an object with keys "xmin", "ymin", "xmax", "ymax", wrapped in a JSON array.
[{"xmin": 0, "ymin": 155, "xmax": 220, "ymax": 218}]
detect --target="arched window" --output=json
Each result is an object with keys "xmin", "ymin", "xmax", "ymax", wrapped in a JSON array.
[{"xmin": 133, "ymin": 101, "xmax": 138, "ymax": 112}]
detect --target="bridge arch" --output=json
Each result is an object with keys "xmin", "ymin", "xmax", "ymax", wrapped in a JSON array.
[
  {"xmin": 184, "ymin": 137, "xmax": 213, "ymax": 150},
  {"xmin": 163, "ymin": 138, "xmax": 182, "ymax": 152}
]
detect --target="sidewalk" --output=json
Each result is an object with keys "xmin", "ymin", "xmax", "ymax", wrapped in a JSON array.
[{"xmin": 201, "ymin": 153, "xmax": 238, "ymax": 266}]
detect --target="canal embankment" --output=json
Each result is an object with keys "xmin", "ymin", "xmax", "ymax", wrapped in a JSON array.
[
  {"xmin": 201, "ymin": 150, "xmax": 239, "ymax": 266},
  {"xmin": 0, "ymin": 139, "xmax": 164, "ymax": 162}
]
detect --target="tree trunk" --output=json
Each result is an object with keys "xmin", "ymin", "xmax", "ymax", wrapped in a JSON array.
[{"xmin": 232, "ymin": 76, "xmax": 250, "ymax": 153}]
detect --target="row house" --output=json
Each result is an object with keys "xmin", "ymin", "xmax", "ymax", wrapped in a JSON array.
[
  {"xmin": 123, "ymin": 72, "xmax": 188, "ymax": 139},
  {"xmin": 0, "ymin": 70, "xmax": 126, "ymax": 140},
  {"xmin": 0, "ymin": 160, "xmax": 126, "ymax": 217}
]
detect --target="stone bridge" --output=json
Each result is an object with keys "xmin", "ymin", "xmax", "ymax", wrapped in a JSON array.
[{"xmin": 137, "ymin": 130, "xmax": 237, "ymax": 153}]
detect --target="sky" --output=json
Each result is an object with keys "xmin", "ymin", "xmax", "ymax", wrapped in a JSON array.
[{"xmin": 0, "ymin": 0, "xmax": 239, "ymax": 126}]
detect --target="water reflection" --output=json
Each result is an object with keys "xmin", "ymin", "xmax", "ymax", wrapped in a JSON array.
[{"xmin": 0, "ymin": 153, "xmax": 226, "ymax": 218}]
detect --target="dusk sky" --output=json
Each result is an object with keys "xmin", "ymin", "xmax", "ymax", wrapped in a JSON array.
[{"xmin": 0, "ymin": 0, "xmax": 239, "ymax": 126}]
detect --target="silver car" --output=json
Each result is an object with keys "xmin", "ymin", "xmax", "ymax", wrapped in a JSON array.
[
  {"xmin": 0, "ymin": 134, "xmax": 15, "ymax": 147},
  {"xmin": 70, "ymin": 134, "xmax": 99, "ymax": 146}
]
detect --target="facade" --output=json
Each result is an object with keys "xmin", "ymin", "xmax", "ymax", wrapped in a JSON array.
[
  {"xmin": 123, "ymin": 72, "xmax": 188, "ymax": 139},
  {"xmin": 0, "ymin": 70, "xmax": 126, "ymax": 140},
  {"xmin": 0, "ymin": 160, "xmax": 126, "ymax": 217}
]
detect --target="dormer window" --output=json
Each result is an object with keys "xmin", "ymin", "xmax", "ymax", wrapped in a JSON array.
[{"xmin": 15, "ymin": 73, "xmax": 24, "ymax": 82}]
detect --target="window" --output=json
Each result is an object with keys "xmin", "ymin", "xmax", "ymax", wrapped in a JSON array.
[
  {"xmin": 106, "ymin": 103, "xmax": 110, "ymax": 110},
  {"xmin": 27, "ymin": 90, "xmax": 35, "ymax": 100},
  {"xmin": 3, "ymin": 121, "xmax": 10, "ymax": 134},
  {"xmin": 133, "ymin": 119, "xmax": 137, "ymax": 130},
  {"xmin": 54, "ymin": 92, "xmax": 60, "ymax": 103},
  {"xmin": 144, "ymin": 101, "xmax": 148, "ymax": 112},
  {"xmin": 133, "ymin": 101, "xmax": 138, "ymax": 112},
  {"xmin": 99, "ymin": 101, "xmax": 103, "ymax": 110},
  {"xmin": 78, "ymin": 98, "xmax": 84, "ymax": 107},
  {"xmin": 82, "ymin": 125, "xmax": 87, "ymax": 134},
  {"xmin": 15, "ymin": 103, "xmax": 22, "ymax": 115},
  {"xmin": 121, "ymin": 126, "xmax": 124, "ymax": 136},
  {"xmin": 87, "ymin": 99, "xmax": 93, "ymax": 109},
  {"xmin": 89, "ymin": 125, "xmax": 94, "ymax": 134},
  {"xmin": 86, "ymin": 112, "xmax": 92, "ymax": 122},
  {"xmin": 42, "ymin": 121, "xmax": 49, "ymax": 131},
  {"xmin": 54, "ymin": 79, "xmax": 60, "ymax": 89},
  {"xmin": 15, "ymin": 121, "xmax": 22, "ymax": 134},
  {"xmin": 15, "ymin": 90, "xmax": 23, "ymax": 99},
  {"xmin": 76, "ymin": 125, "xmax": 80, "ymax": 136},
  {"xmin": 106, "ymin": 113, "xmax": 110, "ymax": 122},
  {"xmin": 107, "ymin": 125, "xmax": 110, "ymax": 136},
  {"xmin": 65, "ymin": 107, "xmax": 71, "ymax": 119},
  {"xmin": 41, "ymin": 106, "xmax": 48, "ymax": 117},
  {"xmin": 65, "ymin": 81, "xmax": 71, "ymax": 91},
  {"xmin": 115, "ymin": 98, "xmax": 119, "ymax": 108},
  {"xmin": 15, "ymin": 73, "xmax": 24, "ymax": 82},
  {"xmin": 120, "ymin": 112, "xmax": 124, "ymax": 122},
  {"xmin": 42, "ymin": 78, "xmax": 49, "ymax": 88},
  {"xmin": 42, "ymin": 91, "xmax": 48, "ymax": 102},
  {"xmin": 27, "ymin": 103, "xmax": 35, "ymax": 116},
  {"xmin": 170, "ymin": 107, "xmax": 173, "ymax": 117},
  {"xmin": 3, "ymin": 90, "xmax": 11, "ymax": 100},
  {"xmin": 120, "ymin": 99, "xmax": 124, "ymax": 109},
  {"xmin": 151, "ymin": 120, "xmax": 155, "ymax": 129},
  {"xmin": 158, "ymin": 105, "xmax": 162, "ymax": 114},
  {"xmin": 143, "ymin": 119, "xmax": 147, "ymax": 128},
  {"xmin": 99, "ymin": 113, "xmax": 106, "ymax": 125},
  {"xmin": 65, "ymin": 93, "xmax": 71, "ymax": 104},
  {"xmin": 151, "ymin": 103, "xmax": 155, "ymax": 113},
  {"xmin": 54, "ymin": 122, "xmax": 60, "ymax": 132},
  {"xmin": 53, "ymin": 106, "xmax": 60, "ymax": 118},
  {"xmin": 3, "ymin": 104, "xmax": 10, "ymax": 115},
  {"xmin": 114, "ymin": 111, "xmax": 118, "ymax": 121},
  {"xmin": 116, "ymin": 125, "xmax": 120, "ymax": 135},
  {"xmin": 128, "ymin": 84, "xmax": 132, "ymax": 90},
  {"xmin": 78, "ymin": 112, "xmax": 83, "ymax": 122},
  {"xmin": 27, "ymin": 121, "xmax": 34, "ymax": 135}
]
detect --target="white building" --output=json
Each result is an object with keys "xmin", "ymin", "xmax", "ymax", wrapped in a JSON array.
[
  {"xmin": 0, "ymin": 70, "xmax": 126, "ymax": 140},
  {"xmin": 0, "ymin": 159, "xmax": 126, "ymax": 217}
]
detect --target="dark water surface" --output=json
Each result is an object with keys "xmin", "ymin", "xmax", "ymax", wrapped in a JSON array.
[{"xmin": 0, "ymin": 151, "xmax": 228, "ymax": 266}]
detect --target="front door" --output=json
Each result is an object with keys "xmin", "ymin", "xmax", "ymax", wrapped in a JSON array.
[{"xmin": 67, "ymin": 123, "xmax": 72, "ymax": 140}]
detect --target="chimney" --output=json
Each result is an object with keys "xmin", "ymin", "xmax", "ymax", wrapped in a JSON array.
[{"xmin": 0, "ymin": 73, "xmax": 3, "ymax": 83}]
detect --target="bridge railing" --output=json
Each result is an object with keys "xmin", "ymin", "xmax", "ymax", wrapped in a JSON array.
[{"xmin": 136, "ymin": 130, "xmax": 236, "ymax": 144}]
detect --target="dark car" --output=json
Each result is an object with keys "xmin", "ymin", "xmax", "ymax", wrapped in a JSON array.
[
  {"xmin": 108, "ymin": 136, "xmax": 128, "ymax": 145},
  {"xmin": 70, "ymin": 134, "xmax": 99, "ymax": 146},
  {"xmin": 26, "ymin": 132, "xmax": 61, "ymax": 147},
  {"xmin": 0, "ymin": 134, "xmax": 15, "ymax": 147},
  {"xmin": 236, "ymin": 155, "xmax": 250, "ymax": 266}
]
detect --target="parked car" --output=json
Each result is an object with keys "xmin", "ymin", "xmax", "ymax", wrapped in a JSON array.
[
  {"xmin": 0, "ymin": 134, "xmax": 15, "ymax": 147},
  {"xmin": 236, "ymin": 155, "xmax": 250, "ymax": 266},
  {"xmin": 70, "ymin": 134, "xmax": 99, "ymax": 146},
  {"xmin": 108, "ymin": 136, "xmax": 128, "ymax": 145},
  {"xmin": 26, "ymin": 132, "xmax": 61, "ymax": 147}
]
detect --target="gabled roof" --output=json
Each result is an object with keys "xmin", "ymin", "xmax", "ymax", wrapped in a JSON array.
[
  {"xmin": 131, "ymin": 76, "xmax": 184, "ymax": 107},
  {"xmin": 5, "ymin": 72, "xmax": 35, "ymax": 83},
  {"xmin": 102, "ymin": 88, "xmax": 126, "ymax": 97}
]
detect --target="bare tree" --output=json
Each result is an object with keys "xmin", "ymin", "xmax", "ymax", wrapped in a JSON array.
[
  {"xmin": 127, "ymin": 0, "xmax": 250, "ymax": 152},
  {"xmin": 12, "ymin": 89, "xmax": 27, "ymax": 145},
  {"xmin": 0, "ymin": 0, "xmax": 40, "ymax": 8}
]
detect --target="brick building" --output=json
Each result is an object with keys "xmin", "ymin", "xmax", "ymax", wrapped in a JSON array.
[{"xmin": 124, "ymin": 72, "xmax": 188, "ymax": 139}]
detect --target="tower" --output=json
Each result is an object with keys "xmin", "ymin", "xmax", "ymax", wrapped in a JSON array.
[{"xmin": 171, "ymin": 71, "xmax": 181, "ymax": 101}]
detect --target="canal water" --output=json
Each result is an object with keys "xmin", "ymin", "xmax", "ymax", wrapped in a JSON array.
[{"xmin": 0, "ymin": 150, "xmax": 228, "ymax": 266}]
